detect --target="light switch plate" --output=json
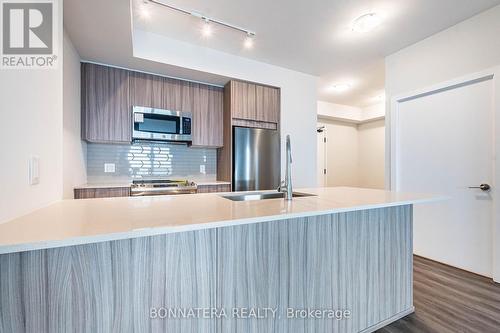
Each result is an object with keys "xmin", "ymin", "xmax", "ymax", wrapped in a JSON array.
[
  {"xmin": 28, "ymin": 155, "xmax": 40, "ymax": 185},
  {"xmin": 200, "ymin": 164, "xmax": 206, "ymax": 174},
  {"xmin": 104, "ymin": 163, "xmax": 116, "ymax": 173}
]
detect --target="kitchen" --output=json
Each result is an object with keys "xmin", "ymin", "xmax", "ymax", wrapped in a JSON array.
[{"xmin": 1, "ymin": 0, "xmax": 500, "ymax": 332}]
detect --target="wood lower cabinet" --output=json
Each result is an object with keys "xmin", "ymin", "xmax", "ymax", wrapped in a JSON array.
[
  {"xmin": 197, "ymin": 184, "xmax": 231, "ymax": 193},
  {"xmin": 81, "ymin": 63, "xmax": 131, "ymax": 143},
  {"xmin": 74, "ymin": 187, "xmax": 131, "ymax": 199}
]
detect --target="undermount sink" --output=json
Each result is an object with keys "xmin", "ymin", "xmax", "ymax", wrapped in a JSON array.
[{"xmin": 220, "ymin": 191, "xmax": 316, "ymax": 202}]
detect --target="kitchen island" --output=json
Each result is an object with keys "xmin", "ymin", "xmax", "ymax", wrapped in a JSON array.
[{"xmin": 0, "ymin": 187, "xmax": 437, "ymax": 333}]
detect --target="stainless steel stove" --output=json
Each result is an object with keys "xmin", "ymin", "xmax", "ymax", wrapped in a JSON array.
[{"xmin": 130, "ymin": 179, "xmax": 197, "ymax": 196}]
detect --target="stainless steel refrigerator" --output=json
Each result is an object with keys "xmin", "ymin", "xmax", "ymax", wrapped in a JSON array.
[{"xmin": 233, "ymin": 126, "xmax": 280, "ymax": 191}]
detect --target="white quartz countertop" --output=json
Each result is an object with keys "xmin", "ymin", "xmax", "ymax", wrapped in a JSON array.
[{"xmin": 0, "ymin": 187, "xmax": 440, "ymax": 254}]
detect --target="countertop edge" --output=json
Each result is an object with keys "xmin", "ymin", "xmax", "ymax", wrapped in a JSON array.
[{"xmin": 0, "ymin": 196, "xmax": 441, "ymax": 255}]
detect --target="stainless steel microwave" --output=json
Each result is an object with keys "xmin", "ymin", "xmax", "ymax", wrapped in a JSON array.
[{"xmin": 132, "ymin": 106, "xmax": 192, "ymax": 143}]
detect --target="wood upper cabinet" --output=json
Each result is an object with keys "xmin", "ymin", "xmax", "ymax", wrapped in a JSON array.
[
  {"xmin": 256, "ymin": 85, "xmax": 280, "ymax": 123},
  {"xmin": 231, "ymin": 81, "xmax": 256, "ymax": 120},
  {"xmin": 228, "ymin": 80, "xmax": 280, "ymax": 124},
  {"xmin": 81, "ymin": 63, "xmax": 224, "ymax": 147},
  {"xmin": 81, "ymin": 63, "xmax": 131, "ymax": 143},
  {"xmin": 130, "ymin": 71, "xmax": 164, "ymax": 109},
  {"xmin": 192, "ymin": 85, "xmax": 223, "ymax": 147},
  {"xmin": 163, "ymin": 77, "xmax": 184, "ymax": 111}
]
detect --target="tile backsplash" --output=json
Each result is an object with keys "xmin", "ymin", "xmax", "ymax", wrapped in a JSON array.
[{"xmin": 86, "ymin": 142, "xmax": 217, "ymax": 183}]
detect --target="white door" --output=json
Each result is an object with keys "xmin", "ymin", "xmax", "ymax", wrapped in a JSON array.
[
  {"xmin": 317, "ymin": 125, "xmax": 327, "ymax": 186},
  {"xmin": 395, "ymin": 77, "xmax": 494, "ymax": 277}
]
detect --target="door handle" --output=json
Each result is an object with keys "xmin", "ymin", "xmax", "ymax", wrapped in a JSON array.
[{"xmin": 468, "ymin": 183, "xmax": 491, "ymax": 191}]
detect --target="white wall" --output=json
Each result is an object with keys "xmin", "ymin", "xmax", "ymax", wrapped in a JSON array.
[
  {"xmin": 385, "ymin": 4, "xmax": 500, "ymax": 188},
  {"xmin": 358, "ymin": 119, "xmax": 385, "ymax": 189},
  {"xmin": 317, "ymin": 100, "xmax": 385, "ymax": 188},
  {"xmin": 63, "ymin": 31, "xmax": 87, "ymax": 199},
  {"xmin": 133, "ymin": 30, "xmax": 318, "ymax": 188},
  {"xmin": 0, "ymin": 1, "xmax": 63, "ymax": 223},
  {"xmin": 362, "ymin": 103, "xmax": 385, "ymax": 121},
  {"xmin": 385, "ymin": 4, "xmax": 500, "ymax": 281},
  {"xmin": 317, "ymin": 101, "xmax": 362, "ymax": 122},
  {"xmin": 317, "ymin": 117, "xmax": 385, "ymax": 189}
]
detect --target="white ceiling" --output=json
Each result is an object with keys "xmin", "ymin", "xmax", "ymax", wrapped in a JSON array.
[
  {"xmin": 65, "ymin": 0, "xmax": 500, "ymax": 107},
  {"xmin": 132, "ymin": 0, "xmax": 500, "ymax": 107}
]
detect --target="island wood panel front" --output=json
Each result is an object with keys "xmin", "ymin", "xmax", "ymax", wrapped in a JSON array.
[
  {"xmin": 217, "ymin": 205, "xmax": 413, "ymax": 333},
  {"xmin": 0, "ymin": 205, "xmax": 412, "ymax": 333},
  {"xmin": 81, "ymin": 63, "xmax": 131, "ymax": 143}
]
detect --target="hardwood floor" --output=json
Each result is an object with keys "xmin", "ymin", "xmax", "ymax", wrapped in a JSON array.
[{"xmin": 377, "ymin": 256, "xmax": 500, "ymax": 333}]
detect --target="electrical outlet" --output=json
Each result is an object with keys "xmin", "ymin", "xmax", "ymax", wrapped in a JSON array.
[
  {"xmin": 200, "ymin": 164, "xmax": 206, "ymax": 174},
  {"xmin": 28, "ymin": 155, "xmax": 40, "ymax": 185},
  {"xmin": 104, "ymin": 163, "xmax": 116, "ymax": 173}
]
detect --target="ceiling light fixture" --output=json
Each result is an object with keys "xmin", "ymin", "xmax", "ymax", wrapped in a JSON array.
[
  {"xmin": 202, "ymin": 18, "xmax": 212, "ymax": 37},
  {"xmin": 352, "ymin": 13, "xmax": 382, "ymax": 33},
  {"xmin": 139, "ymin": 0, "xmax": 150, "ymax": 19},
  {"xmin": 244, "ymin": 32, "xmax": 255, "ymax": 49},
  {"xmin": 147, "ymin": 0, "xmax": 256, "ymax": 47},
  {"xmin": 330, "ymin": 83, "xmax": 351, "ymax": 92}
]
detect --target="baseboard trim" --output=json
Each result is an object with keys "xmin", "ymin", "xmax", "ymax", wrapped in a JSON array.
[{"xmin": 359, "ymin": 307, "xmax": 415, "ymax": 333}]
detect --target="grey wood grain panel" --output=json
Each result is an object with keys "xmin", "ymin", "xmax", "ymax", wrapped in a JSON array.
[
  {"xmin": 255, "ymin": 85, "xmax": 280, "ymax": 123},
  {"xmin": 163, "ymin": 77, "xmax": 183, "ymax": 111},
  {"xmin": 217, "ymin": 206, "xmax": 413, "ymax": 333},
  {"xmin": 216, "ymin": 81, "xmax": 233, "ymax": 183},
  {"xmin": 0, "ymin": 231, "xmax": 217, "ymax": 333},
  {"xmin": 74, "ymin": 187, "xmax": 130, "ymax": 199},
  {"xmin": 130, "ymin": 71, "xmax": 163, "ymax": 109},
  {"xmin": 196, "ymin": 184, "xmax": 231, "ymax": 193},
  {"xmin": 191, "ymin": 85, "xmax": 223, "ymax": 147},
  {"xmin": 231, "ymin": 80, "xmax": 254, "ymax": 120},
  {"xmin": 0, "ymin": 206, "xmax": 411, "ymax": 333},
  {"xmin": 81, "ymin": 63, "xmax": 131, "ymax": 143}
]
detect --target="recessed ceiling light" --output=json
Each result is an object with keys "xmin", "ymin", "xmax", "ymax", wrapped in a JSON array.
[
  {"xmin": 329, "ymin": 83, "xmax": 351, "ymax": 93},
  {"xmin": 352, "ymin": 13, "xmax": 382, "ymax": 33}
]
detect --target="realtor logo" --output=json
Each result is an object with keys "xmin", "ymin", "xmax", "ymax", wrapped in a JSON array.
[{"xmin": 1, "ymin": 0, "xmax": 57, "ymax": 69}]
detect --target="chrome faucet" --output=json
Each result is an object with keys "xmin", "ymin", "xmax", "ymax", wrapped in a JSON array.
[{"xmin": 278, "ymin": 135, "xmax": 293, "ymax": 200}]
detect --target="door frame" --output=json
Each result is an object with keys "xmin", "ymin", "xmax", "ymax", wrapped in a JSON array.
[
  {"xmin": 389, "ymin": 66, "xmax": 500, "ymax": 282},
  {"xmin": 317, "ymin": 125, "xmax": 328, "ymax": 186}
]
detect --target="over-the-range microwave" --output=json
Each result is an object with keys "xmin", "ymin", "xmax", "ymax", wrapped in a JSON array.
[{"xmin": 132, "ymin": 106, "xmax": 192, "ymax": 143}]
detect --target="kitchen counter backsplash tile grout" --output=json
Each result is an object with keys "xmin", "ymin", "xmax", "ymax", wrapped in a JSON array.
[{"xmin": 86, "ymin": 142, "xmax": 216, "ymax": 182}]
